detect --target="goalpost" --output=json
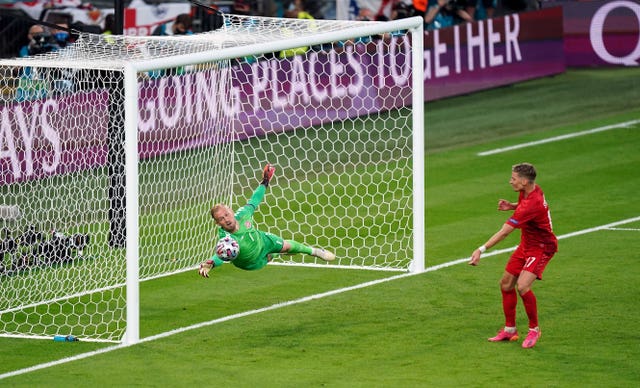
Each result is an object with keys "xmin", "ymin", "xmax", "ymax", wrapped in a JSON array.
[{"xmin": 0, "ymin": 14, "xmax": 424, "ymax": 344}]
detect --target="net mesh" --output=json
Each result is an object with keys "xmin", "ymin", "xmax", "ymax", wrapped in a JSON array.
[{"xmin": 0, "ymin": 14, "xmax": 418, "ymax": 342}]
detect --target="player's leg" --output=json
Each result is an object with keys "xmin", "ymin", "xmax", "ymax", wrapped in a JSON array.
[
  {"xmin": 500, "ymin": 271, "xmax": 519, "ymax": 326},
  {"xmin": 489, "ymin": 270, "xmax": 519, "ymax": 342},
  {"xmin": 281, "ymin": 240, "xmax": 336, "ymax": 261},
  {"xmin": 518, "ymin": 252, "xmax": 554, "ymax": 348},
  {"xmin": 489, "ymin": 249, "xmax": 524, "ymax": 342},
  {"xmin": 518, "ymin": 269, "xmax": 541, "ymax": 348},
  {"xmin": 517, "ymin": 269, "xmax": 539, "ymax": 327},
  {"xmin": 261, "ymin": 232, "xmax": 335, "ymax": 261}
]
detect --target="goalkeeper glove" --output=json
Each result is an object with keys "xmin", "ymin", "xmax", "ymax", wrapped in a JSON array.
[
  {"xmin": 198, "ymin": 259, "xmax": 214, "ymax": 278},
  {"xmin": 261, "ymin": 163, "xmax": 276, "ymax": 187}
]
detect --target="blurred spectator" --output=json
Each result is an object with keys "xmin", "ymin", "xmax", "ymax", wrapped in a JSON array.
[
  {"xmin": 501, "ymin": 0, "xmax": 532, "ymax": 13},
  {"xmin": 466, "ymin": 0, "xmax": 495, "ymax": 20},
  {"xmin": 233, "ymin": 0, "xmax": 253, "ymax": 15},
  {"xmin": 15, "ymin": 24, "xmax": 49, "ymax": 101},
  {"xmin": 374, "ymin": 0, "xmax": 415, "ymax": 20},
  {"xmin": 103, "ymin": 14, "xmax": 115, "ymax": 35},
  {"xmin": 279, "ymin": 0, "xmax": 316, "ymax": 58},
  {"xmin": 286, "ymin": 0, "xmax": 316, "ymax": 20},
  {"xmin": 18, "ymin": 24, "xmax": 46, "ymax": 57},
  {"xmin": 422, "ymin": 0, "xmax": 473, "ymax": 30},
  {"xmin": 355, "ymin": 6, "xmax": 376, "ymax": 21},
  {"xmin": 148, "ymin": 13, "xmax": 194, "ymax": 78},
  {"xmin": 18, "ymin": 21, "xmax": 71, "ymax": 57},
  {"xmin": 391, "ymin": 0, "xmax": 416, "ymax": 20},
  {"xmin": 283, "ymin": 0, "xmax": 330, "ymax": 19},
  {"xmin": 373, "ymin": 0, "xmax": 394, "ymax": 20},
  {"xmin": 152, "ymin": 13, "xmax": 193, "ymax": 36},
  {"xmin": 50, "ymin": 22, "xmax": 73, "ymax": 48},
  {"xmin": 16, "ymin": 21, "xmax": 74, "ymax": 100}
]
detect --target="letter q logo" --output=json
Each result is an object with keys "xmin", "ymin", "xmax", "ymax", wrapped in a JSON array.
[{"xmin": 590, "ymin": 0, "xmax": 640, "ymax": 65}]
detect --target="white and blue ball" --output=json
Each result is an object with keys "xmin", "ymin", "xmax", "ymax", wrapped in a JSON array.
[{"xmin": 216, "ymin": 236, "xmax": 239, "ymax": 261}]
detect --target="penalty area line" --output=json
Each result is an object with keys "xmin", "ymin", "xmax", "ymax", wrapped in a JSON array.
[
  {"xmin": 605, "ymin": 227, "xmax": 640, "ymax": 232},
  {"xmin": 478, "ymin": 119, "xmax": 640, "ymax": 156},
  {"xmin": 2, "ymin": 215, "xmax": 639, "ymax": 381}
]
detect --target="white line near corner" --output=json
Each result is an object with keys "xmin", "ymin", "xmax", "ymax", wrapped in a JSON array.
[
  {"xmin": 1, "ymin": 215, "xmax": 639, "ymax": 381},
  {"xmin": 478, "ymin": 119, "xmax": 640, "ymax": 156}
]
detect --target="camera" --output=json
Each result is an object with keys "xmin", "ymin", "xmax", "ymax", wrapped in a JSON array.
[
  {"xmin": 40, "ymin": 231, "xmax": 90, "ymax": 265},
  {"xmin": 21, "ymin": 224, "xmax": 44, "ymax": 246},
  {"xmin": 28, "ymin": 32, "xmax": 61, "ymax": 55},
  {"xmin": 0, "ymin": 225, "xmax": 90, "ymax": 275},
  {"xmin": 0, "ymin": 229, "xmax": 17, "ymax": 273}
]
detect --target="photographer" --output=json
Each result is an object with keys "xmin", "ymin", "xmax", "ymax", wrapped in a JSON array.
[
  {"xmin": 152, "ymin": 13, "xmax": 193, "ymax": 36},
  {"xmin": 0, "ymin": 225, "xmax": 90, "ymax": 275},
  {"xmin": 50, "ymin": 22, "xmax": 72, "ymax": 49},
  {"xmin": 19, "ymin": 25, "xmax": 48, "ymax": 57},
  {"xmin": 420, "ymin": 0, "xmax": 473, "ymax": 30},
  {"xmin": 15, "ymin": 21, "xmax": 75, "ymax": 101},
  {"xmin": 18, "ymin": 22, "xmax": 72, "ymax": 58}
]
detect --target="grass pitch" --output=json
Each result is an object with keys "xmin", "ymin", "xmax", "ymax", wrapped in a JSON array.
[{"xmin": 1, "ymin": 67, "xmax": 639, "ymax": 386}]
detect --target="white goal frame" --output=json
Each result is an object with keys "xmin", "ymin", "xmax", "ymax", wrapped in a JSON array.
[
  {"xmin": 0, "ymin": 15, "xmax": 424, "ymax": 345},
  {"xmin": 123, "ymin": 16, "xmax": 424, "ymax": 344}
]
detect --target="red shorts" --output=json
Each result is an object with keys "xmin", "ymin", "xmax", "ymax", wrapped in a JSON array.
[{"xmin": 505, "ymin": 245, "xmax": 555, "ymax": 280}]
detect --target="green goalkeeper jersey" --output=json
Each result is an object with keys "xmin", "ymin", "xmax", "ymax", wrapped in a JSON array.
[{"xmin": 211, "ymin": 185, "xmax": 283, "ymax": 270}]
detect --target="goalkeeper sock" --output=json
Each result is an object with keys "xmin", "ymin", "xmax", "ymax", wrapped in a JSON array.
[{"xmin": 285, "ymin": 240, "xmax": 313, "ymax": 255}]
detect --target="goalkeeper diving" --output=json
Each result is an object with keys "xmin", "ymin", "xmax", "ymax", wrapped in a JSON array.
[{"xmin": 198, "ymin": 164, "xmax": 336, "ymax": 277}]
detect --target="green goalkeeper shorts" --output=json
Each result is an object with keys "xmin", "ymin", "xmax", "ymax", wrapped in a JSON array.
[
  {"xmin": 234, "ymin": 232, "xmax": 284, "ymax": 271},
  {"xmin": 260, "ymin": 232, "xmax": 284, "ymax": 259}
]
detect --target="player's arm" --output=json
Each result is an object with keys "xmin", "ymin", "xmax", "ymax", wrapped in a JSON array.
[
  {"xmin": 237, "ymin": 164, "xmax": 276, "ymax": 218},
  {"xmin": 468, "ymin": 223, "xmax": 515, "ymax": 266},
  {"xmin": 498, "ymin": 199, "xmax": 517, "ymax": 211},
  {"xmin": 424, "ymin": 0, "xmax": 446, "ymax": 24},
  {"xmin": 198, "ymin": 254, "xmax": 225, "ymax": 278},
  {"xmin": 261, "ymin": 163, "xmax": 275, "ymax": 187}
]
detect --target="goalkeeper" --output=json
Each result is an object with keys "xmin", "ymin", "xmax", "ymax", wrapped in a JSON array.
[{"xmin": 198, "ymin": 164, "xmax": 336, "ymax": 277}]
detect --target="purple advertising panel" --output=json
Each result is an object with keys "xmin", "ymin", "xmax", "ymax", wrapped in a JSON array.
[
  {"xmin": 231, "ymin": 39, "xmax": 413, "ymax": 139},
  {"xmin": 134, "ymin": 38, "xmax": 414, "ymax": 160},
  {"xmin": 0, "ymin": 91, "xmax": 109, "ymax": 185},
  {"xmin": 1, "ymin": 7, "xmax": 565, "ymax": 184},
  {"xmin": 423, "ymin": 6, "xmax": 566, "ymax": 100},
  {"xmin": 543, "ymin": 0, "xmax": 640, "ymax": 66}
]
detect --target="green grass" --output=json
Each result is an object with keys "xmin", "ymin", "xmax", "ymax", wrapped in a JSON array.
[
  {"xmin": 425, "ymin": 67, "xmax": 640, "ymax": 152},
  {"xmin": 1, "ymin": 68, "xmax": 640, "ymax": 386}
]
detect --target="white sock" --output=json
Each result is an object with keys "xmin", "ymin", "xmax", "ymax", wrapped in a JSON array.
[{"xmin": 504, "ymin": 326, "xmax": 516, "ymax": 333}]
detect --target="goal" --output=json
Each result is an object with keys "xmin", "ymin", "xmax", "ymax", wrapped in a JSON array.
[{"xmin": 0, "ymin": 14, "xmax": 424, "ymax": 344}]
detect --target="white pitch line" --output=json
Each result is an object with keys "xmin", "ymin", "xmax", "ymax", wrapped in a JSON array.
[
  {"xmin": 478, "ymin": 119, "xmax": 640, "ymax": 156},
  {"xmin": 1, "ymin": 215, "xmax": 639, "ymax": 381}
]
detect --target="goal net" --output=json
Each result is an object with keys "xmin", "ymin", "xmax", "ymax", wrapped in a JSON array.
[{"xmin": 0, "ymin": 14, "xmax": 423, "ymax": 343}]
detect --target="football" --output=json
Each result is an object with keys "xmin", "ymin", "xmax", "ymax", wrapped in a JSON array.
[{"xmin": 215, "ymin": 236, "xmax": 239, "ymax": 261}]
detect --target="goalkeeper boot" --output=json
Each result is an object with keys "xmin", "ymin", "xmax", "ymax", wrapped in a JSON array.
[
  {"xmin": 262, "ymin": 163, "xmax": 276, "ymax": 187},
  {"xmin": 522, "ymin": 328, "xmax": 541, "ymax": 349},
  {"xmin": 488, "ymin": 328, "xmax": 519, "ymax": 342},
  {"xmin": 314, "ymin": 248, "xmax": 336, "ymax": 262}
]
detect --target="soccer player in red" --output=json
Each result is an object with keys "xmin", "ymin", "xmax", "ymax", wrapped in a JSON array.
[{"xmin": 469, "ymin": 163, "xmax": 558, "ymax": 349}]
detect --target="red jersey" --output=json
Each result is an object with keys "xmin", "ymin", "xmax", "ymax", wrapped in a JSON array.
[{"xmin": 506, "ymin": 185, "xmax": 558, "ymax": 254}]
